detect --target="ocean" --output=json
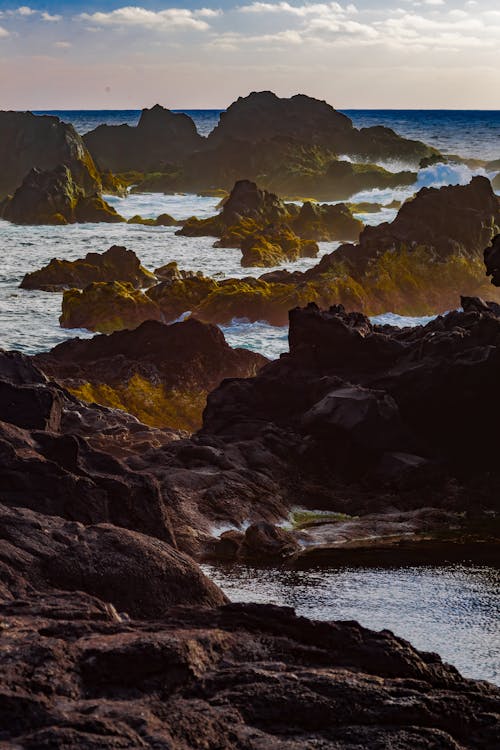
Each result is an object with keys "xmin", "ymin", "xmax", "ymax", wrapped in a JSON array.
[{"xmin": 35, "ymin": 108, "xmax": 500, "ymax": 162}]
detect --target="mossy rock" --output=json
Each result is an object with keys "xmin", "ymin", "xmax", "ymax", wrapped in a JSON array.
[{"xmin": 60, "ymin": 281, "xmax": 161, "ymax": 333}]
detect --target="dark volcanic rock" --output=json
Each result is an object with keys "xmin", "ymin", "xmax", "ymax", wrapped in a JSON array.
[
  {"xmin": 21, "ymin": 245, "xmax": 155, "ymax": 291},
  {"xmin": 0, "ymin": 593, "xmax": 498, "ymax": 749},
  {"xmin": 2, "ymin": 165, "xmax": 123, "ymax": 225},
  {"xmin": 202, "ymin": 298, "xmax": 500, "ymax": 514},
  {"xmin": 0, "ymin": 502, "xmax": 225, "ymax": 614},
  {"xmin": 353, "ymin": 175, "xmax": 500, "ymax": 263},
  {"xmin": 84, "ymin": 104, "xmax": 203, "ymax": 172},
  {"xmin": 35, "ymin": 318, "xmax": 267, "ymax": 430},
  {"xmin": 208, "ymin": 91, "xmax": 438, "ymax": 164},
  {"xmin": 0, "ymin": 110, "xmax": 102, "ymax": 199}
]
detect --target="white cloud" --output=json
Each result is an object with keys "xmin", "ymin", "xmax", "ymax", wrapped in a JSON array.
[
  {"xmin": 15, "ymin": 6, "xmax": 36, "ymax": 16},
  {"xmin": 79, "ymin": 6, "xmax": 215, "ymax": 32},
  {"xmin": 42, "ymin": 12, "xmax": 62, "ymax": 22},
  {"xmin": 0, "ymin": 26, "xmax": 9, "ymax": 37},
  {"xmin": 54, "ymin": 41, "xmax": 71, "ymax": 48}
]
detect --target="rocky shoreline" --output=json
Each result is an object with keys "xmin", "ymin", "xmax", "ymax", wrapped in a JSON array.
[{"xmin": 1, "ymin": 98, "xmax": 500, "ymax": 748}]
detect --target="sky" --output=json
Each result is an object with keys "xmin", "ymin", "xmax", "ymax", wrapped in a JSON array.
[{"xmin": 0, "ymin": 0, "xmax": 499, "ymax": 109}]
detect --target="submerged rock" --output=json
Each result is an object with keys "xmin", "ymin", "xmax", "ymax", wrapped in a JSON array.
[
  {"xmin": 21, "ymin": 245, "xmax": 155, "ymax": 291},
  {"xmin": 36, "ymin": 318, "xmax": 267, "ymax": 431}
]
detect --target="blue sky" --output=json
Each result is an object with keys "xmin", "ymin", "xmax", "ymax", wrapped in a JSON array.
[{"xmin": 0, "ymin": 1, "xmax": 499, "ymax": 109}]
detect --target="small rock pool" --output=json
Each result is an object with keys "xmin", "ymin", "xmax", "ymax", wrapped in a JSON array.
[{"xmin": 202, "ymin": 562, "xmax": 500, "ymax": 685}]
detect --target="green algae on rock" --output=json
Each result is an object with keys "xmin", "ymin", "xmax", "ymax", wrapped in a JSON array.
[
  {"xmin": 60, "ymin": 281, "xmax": 161, "ymax": 334},
  {"xmin": 21, "ymin": 245, "xmax": 155, "ymax": 292}
]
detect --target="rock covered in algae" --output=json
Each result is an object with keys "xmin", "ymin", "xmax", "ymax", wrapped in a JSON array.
[
  {"xmin": 21, "ymin": 245, "xmax": 155, "ymax": 291},
  {"xmin": 60, "ymin": 281, "xmax": 161, "ymax": 333}
]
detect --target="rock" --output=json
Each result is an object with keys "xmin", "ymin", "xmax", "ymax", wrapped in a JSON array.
[
  {"xmin": 35, "ymin": 318, "xmax": 267, "ymax": 431},
  {"xmin": 21, "ymin": 245, "xmax": 155, "ymax": 291},
  {"xmin": 2, "ymin": 165, "xmax": 124, "ymax": 225},
  {"xmin": 208, "ymin": 91, "xmax": 437, "ymax": 165},
  {"xmin": 127, "ymin": 213, "xmax": 178, "ymax": 226},
  {"xmin": 484, "ymin": 233, "xmax": 500, "ymax": 286},
  {"xmin": 0, "ymin": 381, "xmax": 62, "ymax": 431},
  {"xmin": 240, "ymin": 224, "xmax": 319, "ymax": 267},
  {"xmin": 84, "ymin": 104, "xmax": 203, "ymax": 172},
  {"xmin": 60, "ymin": 281, "xmax": 162, "ymax": 333},
  {"xmin": 1, "ymin": 593, "xmax": 498, "ymax": 750},
  {"xmin": 291, "ymin": 200, "xmax": 363, "ymax": 241},
  {"xmin": 0, "ymin": 502, "xmax": 225, "ymax": 614},
  {"xmin": 177, "ymin": 179, "xmax": 289, "ymax": 238},
  {"xmin": 200, "ymin": 298, "xmax": 500, "ymax": 515},
  {"xmin": 181, "ymin": 136, "xmax": 416, "ymax": 200},
  {"xmin": 0, "ymin": 110, "xmax": 102, "ymax": 199}
]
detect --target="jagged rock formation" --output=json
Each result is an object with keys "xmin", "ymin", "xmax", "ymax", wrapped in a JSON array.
[
  {"xmin": 1, "ymin": 165, "xmax": 123, "ymax": 225},
  {"xmin": 0, "ymin": 110, "xmax": 102, "ymax": 199},
  {"xmin": 81, "ymin": 93, "xmax": 434, "ymax": 200},
  {"xmin": 64, "ymin": 178, "xmax": 500, "ymax": 331},
  {"xmin": 35, "ymin": 318, "xmax": 267, "ymax": 430},
  {"xmin": 21, "ymin": 245, "xmax": 154, "ymax": 291},
  {"xmin": 207, "ymin": 92, "xmax": 438, "ymax": 165},
  {"xmin": 2, "ymin": 594, "xmax": 498, "ymax": 750},
  {"xmin": 60, "ymin": 281, "xmax": 162, "ymax": 333},
  {"xmin": 137, "ymin": 137, "xmax": 417, "ymax": 200},
  {"xmin": 83, "ymin": 104, "xmax": 204, "ymax": 172},
  {"xmin": 176, "ymin": 180, "xmax": 361, "ymax": 267},
  {"xmin": 0, "ymin": 335, "xmax": 499, "ymax": 747}
]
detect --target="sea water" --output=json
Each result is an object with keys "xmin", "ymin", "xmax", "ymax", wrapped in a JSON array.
[{"xmin": 202, "ymin": 563, "xmax": 500, "ymax": 685}]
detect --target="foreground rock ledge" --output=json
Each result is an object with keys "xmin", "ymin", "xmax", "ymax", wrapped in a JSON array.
[{"xmin": 1, "ymin": 593, "xmax": 499, "ymax": 749}]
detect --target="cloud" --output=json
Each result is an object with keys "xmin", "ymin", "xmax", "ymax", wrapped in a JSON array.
[
  {"xmin": 54, "ymin": 41, "xmax": 71, "ymax": 48},
  {"xmin": 79, "ymin": 6, "xmax": 215, "ymax": 32},
  {"xmin": 0, "ymin": 26, "xmax": 9, "ymax": 37},
  {"xmin": 15, "ymin": 6, "xmax": 36, "ymax": 16},
  {"xmin": 42, "ymin": 12, "xmax": 62, "ymax": 22}
]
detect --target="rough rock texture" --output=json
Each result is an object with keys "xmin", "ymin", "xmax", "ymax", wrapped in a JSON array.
[
  {"xmin": 208, "ymin": 92, "xmax": 437, "ymax": 164},
  {"xmin": 60, "ymin": 281, "xmax": 162, "ymax": 333},
  {"xmin": 2, "ymin": 594, "xmax": 498, "ymax": 750},
  {"xmin": 291, "ymin": 200, "xmax": 363, "ymax": 241},
  {"xmin": 153, "ymin": 137, "xmax": 417, "ymax": 200},
  {"xmin": 200, "ymin": 298, "xmax": 500, "ymax": 520},
  {"xmin": 35, "ymin": 318, "xmax": 267, "ymax": 430},
  {"xmin": 178, "ymin": 179, "xmax": 289, "ymax": 237},
  {"xmin": 0, "ymin": 110, "xmax": 102, "ymax": 199},
  {"xmin": 84, "ymin": 104, "xmax": 203, "ymax": 172},
  {"xmin": 2, "ymin": 165, "xmax": 123, "ymax": 225},
  {"xmin": 176, "ymin": 180, "xmax": 361, "ymax": 268},
  {"xmin": 21, "ymin": 245, "xmax": 155, "ymax": 291},
  {"xmin": 3, "ymin": 340, "xmax": 498, "ymax": 749},
  {"xmin": 239, "ymin": 224, "xmax": 319, "ymax": 268}
]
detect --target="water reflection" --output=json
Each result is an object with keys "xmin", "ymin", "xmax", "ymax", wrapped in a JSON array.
[{"xmin": 202, "ymin": 563, "xmax": 500, "ymax": 684}]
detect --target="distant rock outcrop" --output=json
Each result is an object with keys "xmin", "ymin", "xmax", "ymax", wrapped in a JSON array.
[
  {"xmin": 207, "ymin": 91, "xmax": 438, "ymax": 164},
  {"xmin": 21, "ymin": 245, "xmax": 155, "ymax": 291},
  {"xmin": 36, "ymin": 318, "xmax": 267, "ymax": 430},
  {"xmin": 1, "ymin": 165, "xmax": 123, "ymax": 225},
  {"xmin": 0, "ymin": 110, "xmax": 102, "ymax": 199},
  {"xmin": 84, "ymin": 104, "xmax": 203, "ymax": 172}
]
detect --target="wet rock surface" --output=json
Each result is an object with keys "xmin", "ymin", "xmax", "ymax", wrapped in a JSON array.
[
  {"xmin": 2, "ymin": 594, "xmax": 499, "ymax": 749},
  {"xmin": 35, "ymin": 318, "xmax": 267, "ymax": 430},
  {"xmin": 21, "ymin": 245, "xmax": 155, "ymax": 291}
]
